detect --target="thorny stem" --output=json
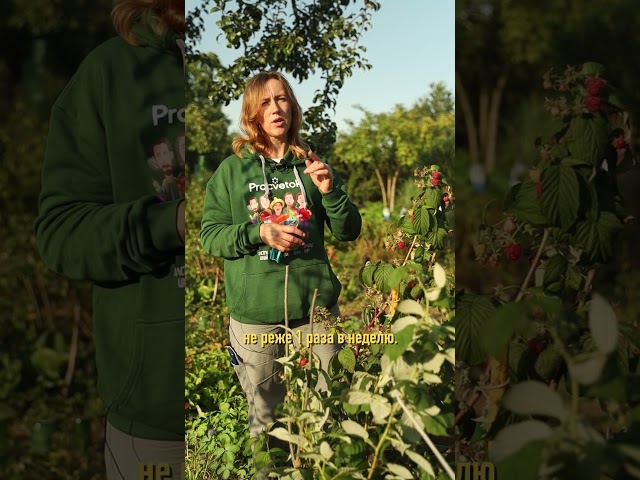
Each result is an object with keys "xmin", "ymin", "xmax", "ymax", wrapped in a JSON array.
[
  {"xmin": 366, "ymin": 403, "xmax": 399, "ymax": 480},
  {"xmin": 427, "ymin": 251, "xmax": 438, "ymax": 269},
  {"xmin": 577, "ymin": 269, "xmax": 596, "ymax": 309},
  {"xmin": 402, "ymin": 235, "xmax": 419, "ymax": 266},
  {"xmin": 515, "ymin": 228, "xmax": 551, "ymax": 303},
  {"xmin": 283, "ymin": 265, "xmax": 299, "ymax": 467},
  {"xmin": 355, "ymin": 307, "xmax": 385, "ymax": 359},
  {"xmin": 297, "ymin": 289, "xmax": 319, "ymax": 460}
]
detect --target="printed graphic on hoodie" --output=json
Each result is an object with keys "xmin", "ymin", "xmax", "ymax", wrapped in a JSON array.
[
  {"xmin": 246, "ymin": 178, "xmax": 314, "ymax": 260},
  {"xmin": 147, "ymin": 132, "xmax": 185, "ymax": 201}
]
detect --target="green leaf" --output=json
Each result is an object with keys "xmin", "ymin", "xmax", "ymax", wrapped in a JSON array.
[
  {"xmin": 345, "ymin": 390, "xmax": 373, "ymax": 405},
  {"xmin": 490, "ymin": 421, "xmax": 553, "ymax": 462},
  {"xmin": 596, "ymin": 212, "xmax": 623, "ymax": 260},
  {"xmin": 423, "ymin": 187, "xmax": 441, "ymax": 210},
  {"xmin": 422, "ymin": 412, "xmax": 453, "ymax": 436},
  {"xmin": 396, "ymin": 300, "xmax": 424, "ymax": 318},
  {"xmin": 543, "ymin": 254, "xmax": 568, "ymax": 294},
  {"xmin": 405, "ymin": 450, "xmax": 435, "ymax": 477},
  {"xmin": 268, "ymin": 427, "xmax": 304, "ymax": 445},
  {"xmin": 495, "ymin": 440, "xmax": 546, "ymax": 480},
  {"xmin": 511, "ymin": 179, "xmax": 547, "ymax": 226},
  {"xmin": 412, "ymin": 206, "xmax": 432, "ymax": 236},
  {"xmin": 502, "ymin": 381, "xmax": 568, "ymax": 420},
  {"xmin": 567, "ymin": 115, "xmax": 610, "ymax": 167},
  {"xmin": 340, "ymin": 420, "xmax": 369, "ymax": 440},
  {"xmin": 386, "ymin": 463, "xmax": 414, "ymax": 479},
  {"xmin": 320, "ymin": 441, "xmax": 333, "ymax": 460},
  {"xmin": 482, "ymin": 303, "xmax": 528, "ymax": 357},
  {"xmin": 373, "ymin": 263, "xmax": 396, "ymax": 293},
  {"xmin": 569, "ymin": 353, "xmax": 606, "ymax": 385},
  {"xmin": 433, "ymin": 262, "xmax": 446, "ymax": 288},
  {"xmin": 565, "ymin": 264, "xmax": 583, "ymax": 291},
  {"xmin": 434, "ymin": 227, "xmax": 449, "ymax": 250},
  {"xmin": 384, "ymin": 325, "xmax": 414, "ymax": 361},
  {"xmin": 535, "ymin": 348, "xmax": 564, "ymax": 380},
  {"xmin": 370, "ymin": 395, "xmax": 392, "ymax": 424},
  {"xmin": 360, "ymin": 261, "xmax": 378, "ymax": 288},
  {"xmin": 399, "ymin": 214, "xmax": 417, "ymax": 235},
  {"xmin": 589, "ymin": 294, "xmax": 618, "ymax": 354},
  {"xmin": 457, "ymin": 294, "xmax": 495, "ymax": 365},
  {"xmin": 581, "ymin": 62, "xmax": 605, "ymax": 75},
  {"xmin": 509, "ymin": 340, "xmax": 528, "ymax": 377},
  {"xmin": 540, "ymin": 165, "xmax": 580, "ymax": 229},
  {"xmin": 387, "ymin": 266, "xmax": 408, "ymax": 291},
  {"xmin": 587, "ymin": 376, "xmax": 627, "ymax": 402},
  {"xmin": 575, "ymin": 212, "xmax": 623, "ymax": 262},
  {"xmin": 504, "ymin": 182, "xmax": 522, "ymax": 211},
  {"xmin": 338, "ymin": 347, "xmax": 356, "ymax": 373}
]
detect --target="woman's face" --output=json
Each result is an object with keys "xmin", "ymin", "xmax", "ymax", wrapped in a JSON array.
[
  {"xmin": 273, "ymin": 202, "xmax": 283, "ymax": 215},
  {"xmin": 258, "ymin": 79, "xmax": 292, "ymax": 143}
]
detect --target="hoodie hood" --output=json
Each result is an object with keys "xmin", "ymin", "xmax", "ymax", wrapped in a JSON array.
[
  {"xmin": 132, "ymin": 22, "xmax": 184, "ymax": 61},
  {"xmin": 242, "ymin": 147, "xmax": 307, "ymax": 169}
]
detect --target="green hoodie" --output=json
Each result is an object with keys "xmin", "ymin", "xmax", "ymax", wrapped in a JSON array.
[
  {"xmin": 34, "ymin": 24, "xmax": 185, "ymax": 441},
  {"xmin": 200, "ymin": 148, "xmax": 361, "ymax": 324}
]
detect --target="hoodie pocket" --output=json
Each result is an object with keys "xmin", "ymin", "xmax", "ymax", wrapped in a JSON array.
[
  {"xmin": 110, "ymin": 272, "xmax": 184, "ymax": 435},
  {"xmin": 233, "ymin": 261, "xmax": 342, "ymax": 323},
  {"xmin": 114, "ymin": 318, "xmax": 184, "ymax": 435}
]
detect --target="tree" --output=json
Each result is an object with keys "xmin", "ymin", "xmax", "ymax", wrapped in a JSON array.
[
  {"xmin": 187, "ymin": 0, "xmax": 381, "ymax": 154},
  {"xmin": 455, "ymin": 0, "xmax": 566, "ymax": 172},
  {"xmin": 334, "ymin": 83, "xmax": 454, "ymax": 212},
  {"xmin": 186, "ymin": 53, "xmax": 232, "ymax": 172},
  {"xmin": 456, "ymin": 0, "xmax": 640, "ymax": 172}
]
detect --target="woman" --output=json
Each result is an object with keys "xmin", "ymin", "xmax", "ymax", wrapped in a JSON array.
[
  {"xmin": 200, "ymin": 71, "xmax": 361, "ymax": 473},
  {"xmin": 34, "ymin": 1, "xmax": 185, "ymax": 478}
]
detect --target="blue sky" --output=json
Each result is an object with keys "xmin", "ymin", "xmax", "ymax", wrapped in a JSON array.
[{"xmin": 187, "ymin": 0, "xmax": 454, "ymax": 132}]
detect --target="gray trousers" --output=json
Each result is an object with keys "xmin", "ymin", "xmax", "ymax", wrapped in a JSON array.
[
  {"xmin": 104, "ymin": 421, "xmax": 184, "ymax": 480},
  {"xmin": 228, "ymin": 306, "xmax": 341, "ymax": 439}
]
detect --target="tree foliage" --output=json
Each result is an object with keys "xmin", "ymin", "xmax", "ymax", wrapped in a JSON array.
[
  {"xmin": 187, "ymin": 0, "xmax": 381, "ymax": 154},
  {"xmin": 186, "ymin": 53, "xmax": 233, "ymax": 172},
  {"xmin": 456, "ymin": 0, "xmax": 640, "ymax": 171},
  {"xmin": 334, "ymin": 82, "xmax": 454, "ymax": 211}
]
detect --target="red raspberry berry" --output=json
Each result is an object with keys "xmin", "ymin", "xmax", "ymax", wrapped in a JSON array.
[
  {"xmin": 443, "ymin": 194, "xmax": 450, "ymax": 207},
  {"xmin": 586, "ymin": 76, "xmax": 605, "ymax": 96},
  {"xmin": 528, "ymin": 339, "xmax": 544, "ymax": 354},
  {"xmin": 407, "ymin": 281, "xmax": 415, "ymax": 289},
  {"xmin": 584, "ymin": 94, "xmax": 602, "ymax": 113},
  {"xmin": 432, "ymin": 178, "xmax": 440, "ymax": 187},
  {"xmin": 432, "ymin": 171, "xmax": 441, "ymax": 179},
  {"xmin": 612, "ymin": 137, "xmax": 627, "ymax": 150},
  {"xmin": 299, "ymin": 358, "xmax": 307, "ymax": 367},
  {"xmin": 397, "ymin": 241, "xmax": 406, "ymax": 249},
  {"xmin": 503, "ymin": 243, "xmax": 523, "ymax": 262},
  {"xmin": 535, "ymin": 182, "xmax": 543, "ymax": 199}
]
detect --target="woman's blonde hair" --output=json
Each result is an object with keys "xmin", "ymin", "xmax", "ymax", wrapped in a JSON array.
[
  {"xmin": 111, "ymin": 0, "xmax": 184, "ymax": 46},
  {"xmin": 232, "ymin": 72, "xmax": 308, "ymax": 160}
]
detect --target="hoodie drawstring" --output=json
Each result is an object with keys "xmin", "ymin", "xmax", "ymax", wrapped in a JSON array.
[
  {"xmin": 259, "ymin": 155, "xmax": 271, "ymax": 200},
  {"xmin": 176, "ymin": 38, "xmax": 185, "ymax": 74}
]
